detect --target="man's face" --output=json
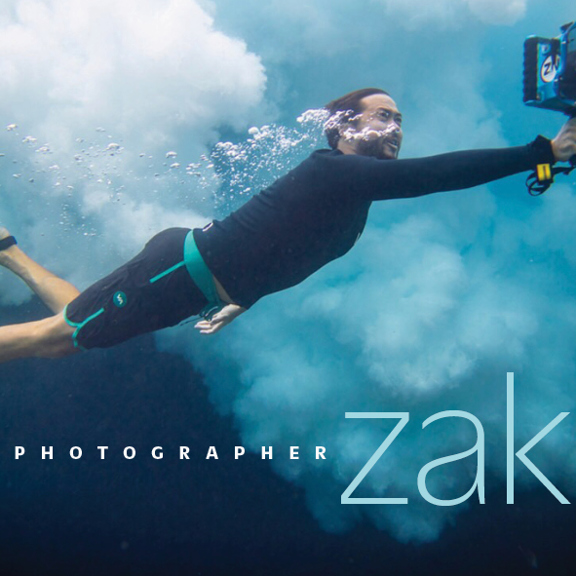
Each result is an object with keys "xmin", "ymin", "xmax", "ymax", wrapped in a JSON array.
[{"xmin": 342, "ymin": 93, "xmax": 403, "ymax": 160}]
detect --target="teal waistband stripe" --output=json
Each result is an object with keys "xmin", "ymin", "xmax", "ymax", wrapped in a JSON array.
[
  {"xmin": 63, "ymin": 304, "xmax": 104, "ymax": 351},
  {"xmin": 147, "ymin": 231, "xmax": 223, "ymax": 319},
  {"xmin": 183, "ymin": 230, "xmax": 222, "ymax": 307}
]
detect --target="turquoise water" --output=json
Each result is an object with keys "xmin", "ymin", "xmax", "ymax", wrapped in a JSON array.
[{"xmin": 1, "ymin": 1, "xmax": 575, "ymax": 574}]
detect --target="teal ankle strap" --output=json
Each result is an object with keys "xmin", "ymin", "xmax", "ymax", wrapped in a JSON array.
[{"xmin": 0, "ymin": 235, "xmax": 17, "ymax": 251}]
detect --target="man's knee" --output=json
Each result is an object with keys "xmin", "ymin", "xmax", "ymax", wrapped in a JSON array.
[{"xmin": 33, "ymin": 315, "xmax": 79, "ymax": 359}]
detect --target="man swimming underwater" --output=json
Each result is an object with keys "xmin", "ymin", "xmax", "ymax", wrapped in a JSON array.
[{"xmin": 1, "ymin": 88, "xmax": 576, "ymax": 363}]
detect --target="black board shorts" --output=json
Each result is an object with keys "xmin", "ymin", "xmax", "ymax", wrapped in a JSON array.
[{"xmin": 64, "ymin": 228, "xmax": 209, "ymax": 350}]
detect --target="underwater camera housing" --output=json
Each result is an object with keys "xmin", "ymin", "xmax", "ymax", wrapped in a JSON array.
[
  {"xmin": 523, "ymin": 22, "xmax": 576, "ymax": 194},
  {"xmin": 523, "ymin": 21, "xmax": 576, "ymax": 115}
]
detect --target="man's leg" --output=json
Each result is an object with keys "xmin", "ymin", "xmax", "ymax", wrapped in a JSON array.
[
  {"xmin": 0, "ymin": 228, "xmax": 80, "ymax": 313},
  {"xmin": 0, "ymin": 313, "xmax": 77, "ymax": 364}
]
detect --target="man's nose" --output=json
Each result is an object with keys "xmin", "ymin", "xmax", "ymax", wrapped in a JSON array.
[{"xmin": 389, "ymin": 118, "xmax": 401, "ymax": 132}]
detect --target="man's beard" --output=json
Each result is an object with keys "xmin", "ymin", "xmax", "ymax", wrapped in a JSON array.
[{"xmin": 354, "ymin": 136, "xmax": 398, "ymax": 160}]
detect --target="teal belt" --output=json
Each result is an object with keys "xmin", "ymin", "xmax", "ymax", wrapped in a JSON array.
[
  {"xmin": 150, "ymin": 230, "xmax": 225, "ymax": 320},
  {"xmin": 183, "ymin": 231, "xmax": 225, "ymax": 319}
]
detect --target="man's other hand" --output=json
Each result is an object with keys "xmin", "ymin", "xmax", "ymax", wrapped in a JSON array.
[{"xmin": 194, "ymin": 304, "xmax": 246, "ymax": 335}]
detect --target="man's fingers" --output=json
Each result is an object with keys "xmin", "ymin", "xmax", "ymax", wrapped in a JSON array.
[
  {"xmin": 195, "ymin": 318, "xmax": 225, "ymax": 335},
  {"xmin": 196, "ymin": 324, "xmax": 217, "ymax": 334},
  {"xmin": 195, "ymin": 305, "xmax": 243, "ymax": 335},
  {"xmin": 195, "ymin": 313, "xmax": 224, "ymax": 328}
]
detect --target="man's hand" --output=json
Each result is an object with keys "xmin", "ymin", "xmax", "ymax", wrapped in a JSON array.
[
  {"xmin": 194, "ymin": 304, "xmax": 246, "ymax": 335},
  {"xmin": 551, "ymin": 116, "xmax": 576, "ymax": 163}
]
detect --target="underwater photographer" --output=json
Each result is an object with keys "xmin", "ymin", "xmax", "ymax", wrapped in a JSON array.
[{"xmin": 0, "ymin": 24, "xmax": 576, "ymax": 362}]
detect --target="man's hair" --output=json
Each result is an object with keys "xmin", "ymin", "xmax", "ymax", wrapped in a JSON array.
[{"xmin": 324, "ymin": 88, "xmax": 389, "ymax": 149}]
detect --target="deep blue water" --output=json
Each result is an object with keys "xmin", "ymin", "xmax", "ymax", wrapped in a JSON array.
[{"xmin": 1, "ymin": 300, "xmax": 574, "ymax": 576}]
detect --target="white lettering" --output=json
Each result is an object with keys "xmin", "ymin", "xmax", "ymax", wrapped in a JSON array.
[
  {"xmin": 124, "ymin": 447, "xmax": 136, "ymax": 460},
  {"xmin": 507, "ymin": 372, "xmax": 570, "ymax": 504},
  {"xmin": 42, "ymin": 446, "xmax": 53, "ymax": 460},
  {"xmin": 417, "ymin": 411, "xmax": 485, "ymax": 506},
  {"xmin": 261, "ymin": 446, "xmax": 273, "ymax": 459},
  {"xmin": 70, "ymin": 447, "xmax": 82, "ymax": 460},
  {"xmin": 341, "ymin": 413, "xmax": 409, "ymax": 505},
  {"xmin": 206, "ymin": 446, "xmax": 218, "ymax": 459}
]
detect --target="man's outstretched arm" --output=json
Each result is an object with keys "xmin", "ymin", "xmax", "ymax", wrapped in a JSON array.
[{"xmin": 349, "ymin": 117, "xmax": 576, "ymax": 201}]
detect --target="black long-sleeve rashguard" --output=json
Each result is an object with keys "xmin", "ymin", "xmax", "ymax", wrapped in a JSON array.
[{"xmin": 193, "ymin": 137, "xmax": 555, "ymax": 309}]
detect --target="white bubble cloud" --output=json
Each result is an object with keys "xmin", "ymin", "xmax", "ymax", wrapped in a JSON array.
[
  {"xmin": 0, "ymin": 0, "xmax": 266, "ymax": 151},
  {"xmin": 0, "ymin": 0, "xmax": 266, "ymax": 301}
]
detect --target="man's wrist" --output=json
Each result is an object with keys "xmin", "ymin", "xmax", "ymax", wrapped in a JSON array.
[{"xmin": 532, "ymin": 135, "xmax": 556, "ymax": 164}]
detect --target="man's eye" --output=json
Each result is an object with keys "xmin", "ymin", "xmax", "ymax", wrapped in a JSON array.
[{"xmin": 379, "ymin": 110, "xmax": 391, "ymax": 119}]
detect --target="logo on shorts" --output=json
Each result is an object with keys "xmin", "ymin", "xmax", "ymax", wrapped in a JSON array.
[{"xmin": 113, "ymin": 291, "xmax": 128, "ymax": 308}]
